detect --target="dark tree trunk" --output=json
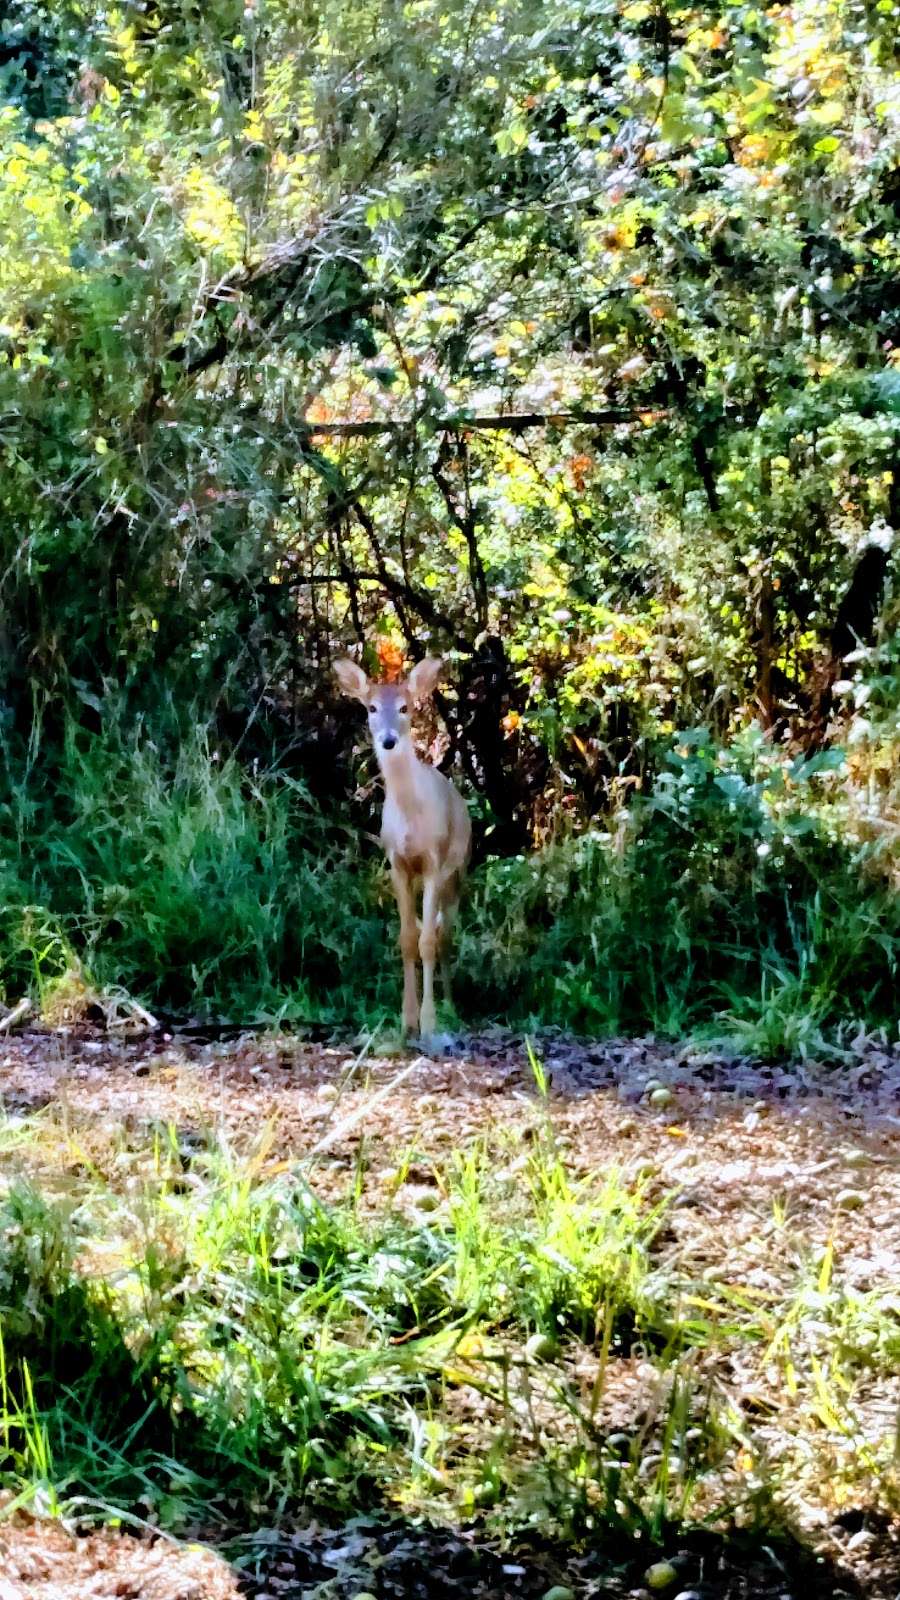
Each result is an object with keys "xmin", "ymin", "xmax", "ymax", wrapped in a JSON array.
[
  {"xmin": 453, "ymin": 636, "xmax": 538, "ymax": 858},
  {"xmin": 829, "ymin": 545, "xmax": 890, "ymax": 663},
  {"xmin": 755, "ymin": 573, "xmax": 776, "ymax": 731},
  {"xmin": 809, "ymin": 542, "xmax": 891, "ymax": 744}
]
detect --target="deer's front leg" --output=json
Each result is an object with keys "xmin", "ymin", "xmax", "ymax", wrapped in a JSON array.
[
  {"xmin": 390, "ymin": 863, "xmax": 420, "ymax": 1037},
  {"xmin": 419, "ymin": 871, "xmax": 441, "ymax": 1039}
]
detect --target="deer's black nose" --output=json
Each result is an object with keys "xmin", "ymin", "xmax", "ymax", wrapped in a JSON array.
[{"xmin": 382, "ymin": 736, "xmax": 397, "ymax": 750}]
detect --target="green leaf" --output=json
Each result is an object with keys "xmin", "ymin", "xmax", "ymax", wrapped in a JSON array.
[{"xmin": 495, "ymin": 120, "xmax": 529, "ymax": 156}]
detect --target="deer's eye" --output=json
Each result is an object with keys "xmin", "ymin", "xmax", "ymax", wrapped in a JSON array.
[
  {"xmin": 369, "ymin": 704, "xmax": 377, "ymax": 713},
  {"xmin": 399, "ymin": 704, "xmax": 408, "ymax": 714}
]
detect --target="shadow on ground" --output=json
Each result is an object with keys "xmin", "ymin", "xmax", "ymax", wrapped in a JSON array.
[{"xmin": 229, "ymin": 1513, "xmax": 872, "ymax": 1600}]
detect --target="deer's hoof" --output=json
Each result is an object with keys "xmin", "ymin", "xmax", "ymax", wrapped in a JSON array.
[{"xmin": 418, "ymin": 1030, "xmax": 457, "ymax": 1058}]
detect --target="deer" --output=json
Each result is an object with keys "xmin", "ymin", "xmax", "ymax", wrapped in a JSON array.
[{"xmin": 334, "ymin": 654, "xmax": 471, "ymax": 1043}]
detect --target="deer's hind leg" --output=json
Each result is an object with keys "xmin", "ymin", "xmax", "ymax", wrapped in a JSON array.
[
  {"xmin": 418, "ymin": 870, "xmax": 442, "ymax": 1039},
  {"xmin": 438, "ymin": 872, "xmax": 461, "ymax": 1008}
]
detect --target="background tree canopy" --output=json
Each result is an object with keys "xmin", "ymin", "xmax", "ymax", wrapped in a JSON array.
[{"xmin": 1, "ymin": 0, "xmax": 899, "ymax": 1033}]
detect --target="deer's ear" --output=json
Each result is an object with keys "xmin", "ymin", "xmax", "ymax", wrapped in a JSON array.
[
  {"xmin": 334, "ymin": 658, "xmax": 369, "ymax": 703},
  {"xmin": 407, "ymin": 656, "xmax": 443, "ymax": 703}
]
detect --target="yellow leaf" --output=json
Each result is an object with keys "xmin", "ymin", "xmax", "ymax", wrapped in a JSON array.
[{"xmin": 455, "ymin": 1331, "xmax": 489, "ymax": 1359}]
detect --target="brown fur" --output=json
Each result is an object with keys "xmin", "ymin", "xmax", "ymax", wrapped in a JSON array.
[{"xmin": 334, "ymin": 656, "xmax": 471, "ymax": 1037}]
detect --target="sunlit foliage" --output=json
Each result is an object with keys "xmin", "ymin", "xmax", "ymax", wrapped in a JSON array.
[{"xmin": 0, "ymin": 0, "xmax": 898, "ymax": 1025}]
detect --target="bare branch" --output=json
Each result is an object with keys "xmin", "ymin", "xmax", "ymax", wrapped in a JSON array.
[{"xmin": 305, "ymin": 409, "xmax": 662, "ymax": 437}]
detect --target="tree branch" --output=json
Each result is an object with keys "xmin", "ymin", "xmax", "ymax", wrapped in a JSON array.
[
  {"xmin": 304, "ymin": 408, "xmax": 660, "ymax": 436},
  {"xmin": 432, "ymin": 435, "xmax": 489, "ymax": 632},
  {"xmin": 348, "ymin": 501, "xmax": 467, "ymax": 645}
]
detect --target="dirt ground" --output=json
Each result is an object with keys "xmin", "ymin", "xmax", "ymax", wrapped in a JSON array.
[{"xmin": 1, "ymin": 1024, "xmax": 899, "ymax": 1600}]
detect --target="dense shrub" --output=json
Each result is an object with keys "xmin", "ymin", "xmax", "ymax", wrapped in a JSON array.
[{"xmin": 2, "ymin": 721, "xmax": 896, "ymax": 1049}]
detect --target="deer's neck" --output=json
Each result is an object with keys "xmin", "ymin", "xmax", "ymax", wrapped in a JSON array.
[{"xmin": 378, "ymin": 739, "xmax": 422, "ymax": 812}]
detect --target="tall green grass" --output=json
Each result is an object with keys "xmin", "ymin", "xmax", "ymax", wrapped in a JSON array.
[
  {"xmin": 2, "ymin": 1110, "xmax": 895, "ymax": 1546},
  {"xmin": 0, "ymin": 718, "xmax": 393, "ymax": 1021},
  {"xmin": 460, "ymin": 730, "xmax": 898, "ymax": 1041},
  {"xmin": 1, "ymin": 717, "xmax": 898, "ymax": 1046},
  {"xmin": 0, "ymin": 1123, "xmax": 691, "ymax": 1533}
]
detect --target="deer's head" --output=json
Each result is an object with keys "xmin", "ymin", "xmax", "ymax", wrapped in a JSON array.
[{"xmin": 334, "ymin": 656, "xmax": 443, "ymax": 762}]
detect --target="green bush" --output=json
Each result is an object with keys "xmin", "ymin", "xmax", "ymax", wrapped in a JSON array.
[
  {"xmin": 460, "ymin": 731, "xmax": 900, "ymax": 1047},
  {"xmin": 1, "ymin": 718, "xmax": 897, "ymax": 1047}
]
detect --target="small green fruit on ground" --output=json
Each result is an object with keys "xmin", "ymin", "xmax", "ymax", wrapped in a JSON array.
[
  {"xmin": 645, "ymin": 1560, "xmax": 679, "ymax": 1589},
  {"xmin": 526, "ymin": 1332, "xmax": 559, "ymax": 1361}
]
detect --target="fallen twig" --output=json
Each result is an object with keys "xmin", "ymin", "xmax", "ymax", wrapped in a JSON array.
[
  {"xmin": 303, "ymin": 1056, "xmax": 423, "ymax": 1161},
  {"xmin": 0, "ymin": 998, "xmax": 31, "ymax": 1033}
]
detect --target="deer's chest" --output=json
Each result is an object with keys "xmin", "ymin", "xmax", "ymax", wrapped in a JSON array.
[{"xmin": 381, "ymin": 793, "xmax": 440, "ymax": 873}]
